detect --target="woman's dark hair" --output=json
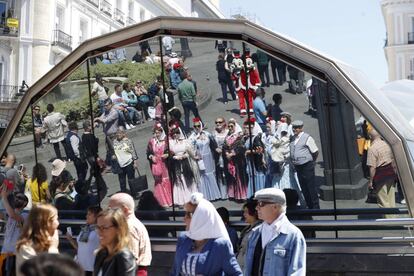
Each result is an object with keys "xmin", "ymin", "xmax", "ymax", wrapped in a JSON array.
[
  {"xmin": 122, "ymin": 82, "xmax": 130, "ymax": 91},
  {"xmin": 11, "ymin": 192, "xmax": 29, "ymax": 209},
  {"xmin": 32, "ymin": 163, "xmax": 47, "ymax": 184},
  {"xmin": 272, "ymin": 93, "xmax": 282, "ymax": 104},
  {"xmin": 216, "ymin": 207, "xmax": 230, "ymax": 223},
  {"xmin": 243, "ymin": 199, "xmax": 258, "ymax": 219},
  {"xmin": 137, "ymin": 191, "xmax": 164, "ymax": 211},
  {"xmin": 46, "ymin": 104, "xmax": 54, "ymax": 113},
  {"xmin": 87, "ymin": 205, "xmax": 102, "ymax": 216},
  {"xmin": 20, "ymin": 253, "xmax": 83, "ymax": 276}
]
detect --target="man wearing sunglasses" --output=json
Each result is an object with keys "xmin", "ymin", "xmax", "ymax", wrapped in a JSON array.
[{"xmin": 244, "ymin": 188, "xmax": 306, "ymax": 276}]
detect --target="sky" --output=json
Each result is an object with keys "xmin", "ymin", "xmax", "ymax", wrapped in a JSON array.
[{"xmin": 220, "ymin": 0, "xmax": 388, "ymax": 86}]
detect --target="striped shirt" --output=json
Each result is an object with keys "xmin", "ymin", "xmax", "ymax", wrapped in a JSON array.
[{"xmin": 127, "ymin": 215, "xmax": 152, "ymax": 266}]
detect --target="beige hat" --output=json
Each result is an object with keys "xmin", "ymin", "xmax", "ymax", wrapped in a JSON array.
[{"xmin": 51, "ymin": 159, "xmax": 66, "ymax": 176}]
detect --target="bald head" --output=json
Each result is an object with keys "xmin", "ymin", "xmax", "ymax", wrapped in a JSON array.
[{"xmin": 109, "ymin": 193, "xmax": 135, "ymax": 217}]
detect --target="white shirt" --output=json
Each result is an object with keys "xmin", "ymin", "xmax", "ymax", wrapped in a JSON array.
[
  {"xmin": 261, "ymin": 213, "xmax": 286, "ymax": 249},
  {"xmin": 77, "ymin": 229, "xmax": 100, "ymax": 272},
  {"xmin": 294, "ymin": 131, "xmax": 318, "ymax": 153},
  {"xmin": 162, "ymin": 36, "xmax": 175, "ymax": 50},
  {"xmin": 92, "ymin": 81, "xmax": 108, "ymax": 101}
]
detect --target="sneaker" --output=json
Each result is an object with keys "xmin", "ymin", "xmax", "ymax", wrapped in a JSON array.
[
  {"xmin": 401, "ymin": 199, "xmax": 406, "ymax": 204},
  {"xmin": 236, "ymin": 95, "xmax": 239, "ymax": 100},
  {"xmin": 131, "ymin": 124, "xmax": 137, "ymax": 128},
  {"xmin": 126, "ymin": 124, "xmax": 132, "ymax": 130}
]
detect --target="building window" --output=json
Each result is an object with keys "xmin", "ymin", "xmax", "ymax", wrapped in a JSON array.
[
  {"xmin": 55, "ymin": 5, "xmax": 65, "ymax": 32},
  {"xmin": 79, "ymin": 20, "xmax": 88, "ymax": 44}
]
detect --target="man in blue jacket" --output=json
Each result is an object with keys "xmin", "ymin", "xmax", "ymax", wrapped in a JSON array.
[{"xmin": 244, "ymin": 188, "xmax": 306, "ymax": 276}]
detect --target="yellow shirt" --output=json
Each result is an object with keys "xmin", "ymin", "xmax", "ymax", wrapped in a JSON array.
[{"xmin": 27, "ymin": 178, "xmax": 49, "ymax": 203}]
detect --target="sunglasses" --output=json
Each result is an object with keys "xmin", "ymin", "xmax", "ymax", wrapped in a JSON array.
[
  {"xmin": 194, "ymin": 125, "xmax": 201, "ymax": 128},
  {"xmin": 257, "ymin": 201, "xmax": 274, "ymax": 207},
  {"xmin": 215, "ymin": 121, "xmax": 224, "ymax": 124},
  {"xmin": 34, "ymin": 108, "xmax": 40, "ymax": 111}
]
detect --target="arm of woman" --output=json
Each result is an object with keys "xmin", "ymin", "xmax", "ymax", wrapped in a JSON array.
[
  {"xmin": 219, "ymin": 239, "xmax": 243, "ymax": 275},
  {"xmin": 1, "ymin": 185, "xmax": 24, "ymax": 222}
]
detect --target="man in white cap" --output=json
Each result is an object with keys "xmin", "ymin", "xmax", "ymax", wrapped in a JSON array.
[
  {"xmin": 290, "ymin": 120, "xmax": 320, "ymax": 209},
  {"xmin": 244, "ymin": 188, "xmax": 306, "ymax": 276}
]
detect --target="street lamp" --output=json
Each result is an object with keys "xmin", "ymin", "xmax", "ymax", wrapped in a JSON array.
[{"xmin": 17, "ymin": 80, "xmax": 29, "ymax": 96}]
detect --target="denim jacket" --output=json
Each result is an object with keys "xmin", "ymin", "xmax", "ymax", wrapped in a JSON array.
[{"xmin": 244, "ymin": 216, "xmax": 306, "ymax": 276}]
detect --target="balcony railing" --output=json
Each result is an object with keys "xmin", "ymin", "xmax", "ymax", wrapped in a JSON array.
[
  {"xmin": 408, "ymin": 32, "xmax": 414, "ymax": 44},
  {"xmin": 0, "ymin": 17, "xmax": 19, "ymax": 36},
  {"xmin": 52, "ymin": 30, "xmax": 72, "ymax": 51},
  {"xmin": 86, "ymin": 0, "xmax": 99, "ymax": 8},
  {"xmin": 0, "ymin": 85, "xmax": 20, "ymax": 102},
  {"xmin": 127, "ymin": 16, "xmax": 135, "ymax": 25},
  {"xmin": 114, "ymin": 8, "xmax": 125, "ymax": 25},
  {"xmin": 100, "ymin": 0, "xmax": 112, "ymax": 17}
]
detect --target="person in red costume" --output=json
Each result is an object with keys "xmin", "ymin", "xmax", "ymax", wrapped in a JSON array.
[{"xmin": 231, "ymin": 49, "xmax": 262, "ymax": 117}]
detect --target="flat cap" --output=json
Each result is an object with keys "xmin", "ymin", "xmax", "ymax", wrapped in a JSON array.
[
  {"xmin": 254, "ymin": 188, "xmax": 286, "ymax": 206},
  {"xmin": 291, "ymin": 120, "xmax": 304, "ymax": 127}
]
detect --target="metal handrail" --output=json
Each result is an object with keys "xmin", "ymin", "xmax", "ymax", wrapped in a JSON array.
[
  {"xmin": 0, "ymin": 85, "xmax": 19, "ymax": 102},
  {"xmin": 100, "ymin": 0, "xmax": 112, "ymax": 16},
  {"xmin": 52, "ymin": 30, "xmax": 72, "ymax": 51},
  {"xmin": 86, "ymin": 0, "xmax": 99, "ymax": 8}
]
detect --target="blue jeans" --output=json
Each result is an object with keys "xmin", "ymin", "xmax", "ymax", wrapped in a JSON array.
[
  {"xmin": 182, "ymin": 101, "xmax": 202, "ymax": 132},
  {"xmin": 98, "ymin": 100, "xmax": 105, "ymax": 115}
]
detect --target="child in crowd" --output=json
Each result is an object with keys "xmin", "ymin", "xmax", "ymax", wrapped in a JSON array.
[
  {"xmin": 0, "ymin": 178, "xmax": 29, "ymax": 275},
  {"xmin": 66, "ymin": 205, "xmax": 102, "ymax": 276}
]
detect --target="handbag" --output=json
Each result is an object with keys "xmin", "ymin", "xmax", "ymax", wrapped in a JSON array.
[
  {"xmin": 129, "ymin": 168, "xmax": 148, "ymax": 198},
  {"xmin": 365, "ymin": 188, "xmax": 378, "ymax": 204}
]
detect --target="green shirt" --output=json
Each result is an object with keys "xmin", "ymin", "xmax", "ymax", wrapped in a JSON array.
[{"xmin": 178, "ymin": 79, "xmax": 196, "ymax": 102}]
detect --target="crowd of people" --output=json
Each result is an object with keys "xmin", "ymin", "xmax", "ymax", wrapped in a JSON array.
[{"xmin": 0, "ymin": 180, "xmax": 306, "ymax": 275}]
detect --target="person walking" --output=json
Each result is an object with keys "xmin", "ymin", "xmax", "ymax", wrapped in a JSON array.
[
  {"xmin": 178, "ymin": 72, "xmax": 203, "ymax": 132},
  {"xmin": 366, "ymin": 128, "xmax": 397, "ymax": 217},
  {"xmin": 256, "ymin": 49, "xmax": 270, "ymax": 87},
  {"xmin": 43, "ymin": 104, "xmax": 68, "ymax": 161},
  {"xmin": 216, "ymin": 54, "xmax": 236, "ymax": 104},
  {"xmin": 290, "ymin": 120, "xmax": 320, "ymax": 209},
  {"xmin": 113, "ymin": 128, "xmax": 138, "ymax": 194},
  {"xmin": 65, "ymin": 121, "xmax": 87, "ymax": 181},
  {"xmin": 244, "ymin": 188, "xmax": 306, "ymax": 276}
]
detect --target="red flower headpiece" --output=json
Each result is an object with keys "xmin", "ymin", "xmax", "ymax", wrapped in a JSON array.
[
  {"xmin": 266, "ymin": 116, "xmax": 273, "ymax": 122},
  {"xmin": 192, "ymin": 117, "xmax": 201, "ymax": 123},
  {"xmin": 233, "ymin": 50, "xmax": 241, "ymax": 58}
]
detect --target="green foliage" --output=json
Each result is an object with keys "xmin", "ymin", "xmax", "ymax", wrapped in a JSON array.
[
  {"xmin": 18, "ymin": 62, "xmax": 161, "ymax": 135},
  {"xmin": 67, "ymin": 62, "xmax": 162, "ymax": 87}
]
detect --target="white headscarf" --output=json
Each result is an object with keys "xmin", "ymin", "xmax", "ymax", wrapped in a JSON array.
[
  {"xmin": 153, "ymin": 123, "xmax": 166, "ymax": 141},
  {"xmin": 228, "ymin": 118, "xmax": 243, "ymax": 136},
  {"xmin": 185, "ymin": 193, "xmax": 231, "ymax": 246},
  {"xmin": 252, "ymin": 121, "xmax": 263, "ymax": 136}
]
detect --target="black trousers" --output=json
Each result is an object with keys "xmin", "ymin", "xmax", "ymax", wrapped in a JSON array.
[
  {"xmin": 295, "ymin": 161, "xmax": 320, "ymax": 209},
  {"xmin": 52, "ymin": 140, "xmax": 69, "ymax": 160},
  {"xmin": 74, "ymin": 157, "xmax": 88, "ymax": 182},
  {"xmin": 258, "ymin": 64, "xmax": 270, "ymax": 86}
]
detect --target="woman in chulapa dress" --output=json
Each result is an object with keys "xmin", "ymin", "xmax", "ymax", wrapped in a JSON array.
[
  {"xmin": 188, "ymin": 118, "xmax": 222, "ymax": 201},
  {"xmin": 212, "ymin": 117, "xmax": 229, "ymax": 199},
  {"xmin": 147, "ymin": 122, "xmax": 173, "ymax": 207},
  {"xmin": 222, "ymin": 118, "xmax": 248, "ymax": 201},
  {"xmin": 243, "ymin": 118, "xmax": 267, "ymax": 198},
  {"xmin": 169, "ymin": 125, "xmax": 198, "ymax": 206}
]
